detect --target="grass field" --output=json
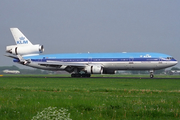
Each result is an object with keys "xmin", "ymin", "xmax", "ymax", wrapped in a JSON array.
[{"xmin": 0, "ymin": 75, "xmax": 180, "ymax": 119}]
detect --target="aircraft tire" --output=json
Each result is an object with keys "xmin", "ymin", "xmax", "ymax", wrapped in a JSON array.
[
  {"xmin": 150, "ymin": 74, "xmax": 154, "ymax": 78},
  {"xmin": 71, "ymin": 74, "xmax": 81, "ymax": 77},
  {"xmin": 81, "ymin": 74, "xmax": 91, "ymax": 77},
  {"xmin": 71, "ymin": 74, "xmax": 91, "ymax": 78},
  {"xmin": 71, "ymin": 74, "xmax": 75, "ymax": 77}
]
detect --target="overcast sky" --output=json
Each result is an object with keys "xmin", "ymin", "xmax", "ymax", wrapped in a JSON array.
[{"xmin": 1, "ymin": 0, "xmax": 180, "ymax": 68}]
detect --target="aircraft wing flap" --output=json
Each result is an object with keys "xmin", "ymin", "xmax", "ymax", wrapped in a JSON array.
[{"xmin": 37, "ymin": 61, "xmax": 87, "ymax": 67}]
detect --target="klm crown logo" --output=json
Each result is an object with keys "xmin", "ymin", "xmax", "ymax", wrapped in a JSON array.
[
  {"xmin": 19, "ymin": 37, "xmax": 25, "ymax": 40},
  {"xmin": 17, "ymin": 37, "xmax": 28, "ymax": 44}
]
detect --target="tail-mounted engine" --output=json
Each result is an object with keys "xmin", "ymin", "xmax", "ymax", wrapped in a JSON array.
[{"xmin": 6, "ymin": 44, "xmax": 44, "ymax": 55}]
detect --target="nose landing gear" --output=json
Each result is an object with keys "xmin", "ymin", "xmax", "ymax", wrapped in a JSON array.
[
  {"xmin": 150, "ymin": 70, "xmax": 154, "ymax": 78},
  {"xmin": 150, "ymin": 73, "xmax": 154, "ymax": 78}
]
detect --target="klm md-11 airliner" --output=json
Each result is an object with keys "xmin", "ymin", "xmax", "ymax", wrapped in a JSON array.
[{"xmin": 6, "ymin": 28, "xmax": 178, "ymax": 78}]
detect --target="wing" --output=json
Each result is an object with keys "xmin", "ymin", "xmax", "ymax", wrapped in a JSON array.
[
  {"xmin": 37, "ymin": 61, "xmax": 87, "ymax": 67},
  {"xmin": 37, "ymin": 61, "xmax": 103, "ymax": 72},
  {"xmin": 37, "ymin": 61, "xmax": 87, "ymax": 73}
]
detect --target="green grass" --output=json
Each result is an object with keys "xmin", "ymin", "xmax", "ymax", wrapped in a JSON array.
[{"xmin": 0, "ymin": 76, "xmax": 180, "ymax": 119}]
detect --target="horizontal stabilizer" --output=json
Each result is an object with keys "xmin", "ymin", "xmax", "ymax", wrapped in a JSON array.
[{"xmin": 4, "ymin": 54, "xmax": 18, "ymax": 59}]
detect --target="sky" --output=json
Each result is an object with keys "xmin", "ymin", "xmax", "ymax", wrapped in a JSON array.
[{"xmin": 0, "ymin": 0, "xmax": 180, "ymax": 68}]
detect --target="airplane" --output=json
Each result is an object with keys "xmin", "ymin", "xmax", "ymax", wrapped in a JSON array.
[
  {"xmin": 5, "ymin": 28, "xmax": 178, "ymax": 78},
  {"xmin": 3, "ymin": 70, "xmax": 20, "ymax": 74}
]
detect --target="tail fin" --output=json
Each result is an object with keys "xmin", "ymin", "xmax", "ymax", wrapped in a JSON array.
[
  {"xmin": 6, "ymin": 28, "xmax": 44, "ymax": 56},
  {"xmin": 10, "ymin": 28, "xmax": 32, "ymax": 45}
]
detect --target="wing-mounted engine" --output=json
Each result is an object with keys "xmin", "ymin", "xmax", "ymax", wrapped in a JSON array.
[
  {"xmin": 84, "ymin": 65, "xmax": 103, "ymax": 74},
  {"xmin": 6, "ymin": 44, "xmax": 44, "ymax": 55}
]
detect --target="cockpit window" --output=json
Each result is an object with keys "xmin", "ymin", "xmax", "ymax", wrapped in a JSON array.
[{"xmin": 167, "ymin": 57, "xmax": 173, "ymax": 60}]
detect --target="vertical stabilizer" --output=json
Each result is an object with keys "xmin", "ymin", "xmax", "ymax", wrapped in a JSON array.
[
  {"xmin": 10, "ymin": 28, "xmax": 33, "ymax": 45},
  {"xmin": 6, "ymin": 28, "xmax": 44, "ymax": 56}
]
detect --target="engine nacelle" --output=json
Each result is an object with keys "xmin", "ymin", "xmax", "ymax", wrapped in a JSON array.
[
  {"xmin": 85, "ymin": 65, "xmax": 103, "ymax": 74},
  {"xmin": 6, "ymin": 44, "xmax": 44, "ymax": 55}
]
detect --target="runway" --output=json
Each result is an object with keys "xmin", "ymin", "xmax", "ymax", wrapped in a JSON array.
[{"xmin": 1, "ymin": 75, "xmax": 180, "ymax": 79}]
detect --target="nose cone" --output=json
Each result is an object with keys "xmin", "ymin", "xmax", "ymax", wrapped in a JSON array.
[
  {"xmin": 175, "ymin": 59, "xmax": 178, "ymax": 65},
  {"xmin": 172, "ymin": 58, "xmax": 178, "ymax": 66},
  {"xmin": 166, "ymin": 58, "xmax": 178, "ymax": 68}
]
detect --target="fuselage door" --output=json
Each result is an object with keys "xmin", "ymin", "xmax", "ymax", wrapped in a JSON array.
[
  {"xmin": 159, "ymin": 57, "xmax": 163, "ymax": 64},
  {"xmin": 129, "ymin": 58, "xmax": 134, "ymax": 64},
  {"xmin": 129, "ymin": 58, "xmax": 134, "ymax": 69},
  {"xmin": 88, "ymin": 57, "xmax": 92, "ymax": 63}
]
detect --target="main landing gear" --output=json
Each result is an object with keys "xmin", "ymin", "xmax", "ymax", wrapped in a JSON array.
[
  {"xmin": 71, "ymin": 73, "xmax": 91, "ymax": 78},
  {"xmin": 150, "ymin": 70, "xmax": 154, "ymax": 78}
]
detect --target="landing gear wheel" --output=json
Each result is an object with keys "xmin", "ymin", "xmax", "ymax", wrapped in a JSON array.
[
  {"xmin": 71, "ymin": 74, "xmax": 91, "ymax": 78},
  {"xmin": 71, "ymin": 74, "xmax": 81, "ymax": 77},
  {"xmin": 150, "ymin": 74, "xmax": 154, "ymax": 78},
  {"xmin": 82, "ymin": 74, "xmax": 91, "ymax": 77}
]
